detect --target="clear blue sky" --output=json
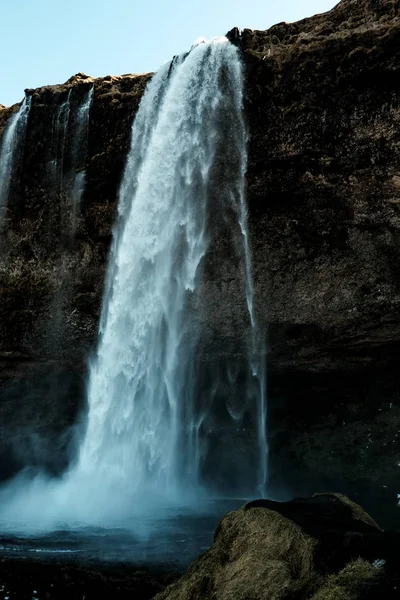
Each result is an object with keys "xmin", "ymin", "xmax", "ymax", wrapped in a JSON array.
[{"xmin": 1, "ymin": 0, "xmax": 337, "ymax": 107}]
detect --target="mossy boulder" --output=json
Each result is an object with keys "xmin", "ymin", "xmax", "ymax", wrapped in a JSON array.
[
  {"xmin": 155, "ymin": 494, "xmax": 398, "ymax": 600},
  {"xmin": 310, "ymin": 559, "xmax": 379, "ymax": 600}
]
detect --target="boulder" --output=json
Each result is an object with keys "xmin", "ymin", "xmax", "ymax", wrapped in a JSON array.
[{"xmin": 155, "ymin": 494, "xmax": 400, "ymax": 600}]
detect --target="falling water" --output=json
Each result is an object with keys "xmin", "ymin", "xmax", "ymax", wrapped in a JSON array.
[
  {"xmin": 48, "ymin": 90, "xmax": 72, "ymax": 193},
  {"xmin": 71, "ymin": 85, "xmax": 94, "ymax": 211},
  {"xmin": 237, "ymin": 136, "xmax": 268, "ymax": 497},
  {"xmin": 47, "ymin": 85, "xmax": 93, "ymax": 207},
  {"xmin": 75, "ymin": 37, "xmax": 267, "ymax": 502},
  {"xmin": 0, "ymin": 38, "xmax": 267, "ymax": 530},
  {"xmin": 0, "ymin": 95, "xmax": 31, "ymax": 217}
]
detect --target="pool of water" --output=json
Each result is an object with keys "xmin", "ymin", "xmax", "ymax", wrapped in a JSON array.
[
  {"xmin": 0, "ymin": 498, "xmax": 245, "ymax": 569},
  {"xmin": 0, "ymin": 489, "xmax": 399, "ymax": 574}
]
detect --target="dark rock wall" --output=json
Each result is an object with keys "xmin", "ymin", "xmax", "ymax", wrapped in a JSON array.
[
  {"xmin": 239, "ymin": 0, "xmax": 400, "ymax": 495},
  {"xmin": 1, "ymin": 0, "xmax": 400, "ymax": 495}
]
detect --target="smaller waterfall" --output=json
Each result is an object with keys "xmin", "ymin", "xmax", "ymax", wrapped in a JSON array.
[
  {"xmin": 48, "ymin": 90, "xmax": 72, "ymax": 193},
  {"xmin": 71, "ymin": 85, "xmax": 94, "ymax": 211},
  {"xmin": 0, "ymin": 95, "xmax": 31, "ymax": 217},
  {"xmin": 47, "ymin": 85, "xmax": 93, "ymax": 214},
  {"xmin": 45, "ymin": 84, "xmax": 94, "ymax": 354},
  {"xmin": 237, "ymin": 141, "xmax": 268, "ymax": 496},
  {"xmin": 0, "ymin": 39, "xmax": 267, "ymax": 531}
]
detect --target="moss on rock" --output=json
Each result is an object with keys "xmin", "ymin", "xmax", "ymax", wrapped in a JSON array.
[
  {"xmin": 155, "ymin": 494, "xmax": 391, "ymax": 600},
  {"xmin": 310, "ymin": 559, "xmax": 380, "ymax": 600}
]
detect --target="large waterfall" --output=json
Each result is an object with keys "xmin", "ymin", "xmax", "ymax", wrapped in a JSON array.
[
  {"xmin": 76, "ymin": 37, "xmax": 267, "ymax": 502},
  {"xmin": 0, "ymin": 37, "xmax": 267, "ymax": 528},
  {"xmin": 0, "ymin": 95, "xmax": 31, "ymax": 217}
]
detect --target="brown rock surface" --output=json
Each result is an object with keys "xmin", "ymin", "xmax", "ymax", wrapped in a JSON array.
[{"xmin": 237, "ymin": 0, "xmax": 400, "ymax": 495}]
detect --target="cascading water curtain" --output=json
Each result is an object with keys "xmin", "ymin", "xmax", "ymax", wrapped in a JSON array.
[
  {"xmin": 73, "ymin": 37, "xmax": 267, "ymax": 507},
  {"xmin": 0, "ymin": 38, "xmax": 267, "ymax": 530}
]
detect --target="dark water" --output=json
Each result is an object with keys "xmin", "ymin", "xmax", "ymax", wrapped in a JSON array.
[
  {"xmin": 0, "ymin": 499, "xmax": 245, "ymax": 570},
  {"xmin": 0, "ymin": 490, "xmax": 398, "ymax": 574}
]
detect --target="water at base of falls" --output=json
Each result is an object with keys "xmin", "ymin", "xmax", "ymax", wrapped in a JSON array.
[
  {"xmin": 0, "ymin": 36, "xmax": 267, "ymax": 529},
  {"xmin": 0, "ymin": 495, "xmax": 245, "ymax": 569}
]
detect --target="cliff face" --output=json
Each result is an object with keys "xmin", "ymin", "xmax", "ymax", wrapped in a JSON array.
[
  {"xmin": 242, "ymin": 0, "xmax": 400, "ymax": 369},
  {"xmin": 236, "ymin": 0, "xmax": 400, "ymax": 495},
  {"xmin": 1, "ymin": 0, "xmax": 400, "ymax": 494}
]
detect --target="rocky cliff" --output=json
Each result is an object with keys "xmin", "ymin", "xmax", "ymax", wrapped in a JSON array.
[
  {"xmin": 1, "ymin": 0, "xmax": 400, "ymax": 500},
  {"xmin": 236, "ymin": 0, "xmax": 400, "ymax": 499}
]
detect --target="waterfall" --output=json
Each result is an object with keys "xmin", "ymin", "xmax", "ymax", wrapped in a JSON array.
[
  {"xmin": 76, "ymin": 37, "xmax": 267, "ymax": 501},
  {"xmin": 47, "ymin": 85, "xmax": 93, "ymax": 219},
  {"xmin": 48, "ymin": 89, "xmax": 72, "ymax": 194},
  {"xmin": 0, "ymin": 37, "xmax": 267, "ymax": 528},
  {"xmin": 0, "ymin": 95, "xmax": 31, "ymax": 218},
  {"xmin": 71, "ymin": 85, "xmax": 93, "ymax": 211},
  {"xmin": 237, "ymin": 133, "xmax": 268, "ymax": 497}
]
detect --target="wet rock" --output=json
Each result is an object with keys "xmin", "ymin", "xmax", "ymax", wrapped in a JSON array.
[
  {"xmin": 226, "ymin": 27, "xmax": 241, "ymax": 46},
  {"xmin": 237, "ymin": 0, "xmax": 400, "ymax": 493}
]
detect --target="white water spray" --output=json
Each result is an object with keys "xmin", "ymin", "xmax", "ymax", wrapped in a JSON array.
[
  {"xmin": 78, "ymin": 41, "xmax": 222, "ymax": 495},
  {"xmin": 0, "ymin": 96, "xmax": 31, "ymax": 217},
  {"xmin": 76, "ymin": 36, "xmax": 267, "ymax": 500},
  {"xmin": 0, "ymin": 37, "xmax": 267, "ymax": 529}
]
